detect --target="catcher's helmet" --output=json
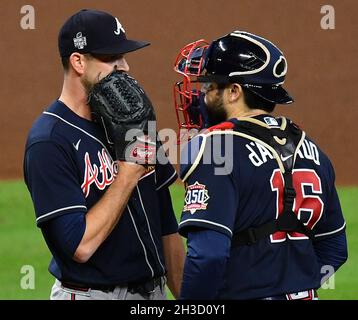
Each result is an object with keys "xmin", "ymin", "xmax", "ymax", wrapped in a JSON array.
[
  {"xmin": 198, "ymin": 31, "xmax": 293, "ymax": 104},
  {"xmin": 173, "ymin": 31, "xmax": 293, "ymax": 143}
]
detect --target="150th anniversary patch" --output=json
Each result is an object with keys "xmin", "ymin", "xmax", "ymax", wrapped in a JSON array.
[{"xmin": 183, "ymin": 181, "xmax": 210, "ymax": 214}]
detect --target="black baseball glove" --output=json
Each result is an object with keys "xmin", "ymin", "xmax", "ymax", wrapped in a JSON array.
[{"xmin": 88, "ymin": 70, "xmax": 157, "ymax": 164}]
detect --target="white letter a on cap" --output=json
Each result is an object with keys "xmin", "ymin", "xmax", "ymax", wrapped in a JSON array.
[{"xmin": 114, "ymin": 18, "xmax": 125, "ymax": 35}]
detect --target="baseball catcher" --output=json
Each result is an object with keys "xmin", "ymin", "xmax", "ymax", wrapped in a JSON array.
[{"xmin": 174, "ymin": 30, "xmax": 347, "ymax": 300}]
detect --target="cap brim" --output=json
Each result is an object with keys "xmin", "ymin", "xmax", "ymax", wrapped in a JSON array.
[
  {"xmin": 244, "ymin": 85, "xmax": 294, "ymax": 104},
  {"xmin": 91, "ymin": 39, "xmax": 150, "ymax": 55}
]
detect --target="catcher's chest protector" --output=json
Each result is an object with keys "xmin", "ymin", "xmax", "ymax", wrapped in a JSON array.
[{"xmin": 228, "ymin": 117, "xmax": 314, "ymax": 247}]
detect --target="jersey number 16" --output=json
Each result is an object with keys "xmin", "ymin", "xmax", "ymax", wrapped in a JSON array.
[{"xmin": 270, "ymin": 169, "xmax": 324, "ymax": 242}]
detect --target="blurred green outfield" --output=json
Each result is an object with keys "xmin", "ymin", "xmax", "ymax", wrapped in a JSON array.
[{"xmin": 0, "ymin": 180, "xmax": 356, "ymax": 300}]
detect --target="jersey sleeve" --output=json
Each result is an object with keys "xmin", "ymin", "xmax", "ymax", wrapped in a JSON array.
[
  {"xmin": 155, "ymin": 154, "xmax": 178, "ymax": 191},
  {"xmin": 312, "ymin": 231, "xmax": 348, "ymax": 272},
  {"xmin": 41, "ymin": 211, "xmax": 86, "ymax": 259},
  {"xmin": 157, "ymin": 186, "xmax": 179, "ymax": 236},
  {"xmin": 314, "ymin": 186, "xmax": 346, "ymax": 240},
  {"xmin": 178, "ymin": 135, "xmax": 238, "ymax": 238},
  {"xmin": 313, "ymin": 160, "xmax": 346, "ymax": 240},
  {"xmin": 24, "ymin": 141, "xmax": 87, "ymax": 227}
]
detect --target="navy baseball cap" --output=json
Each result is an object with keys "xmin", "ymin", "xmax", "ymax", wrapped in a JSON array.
[{"xmin": 58, "ymin": 9, "xmax": 150, "ymax": 57}]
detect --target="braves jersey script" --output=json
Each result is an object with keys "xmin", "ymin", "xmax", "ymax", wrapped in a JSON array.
[
  {"xmin": 179, "ymin": 115, "xmax": 346, "ymax": 299},
  {"xmin": 24, "ymin": 100, "xmax": 178, "ymax": 285}
]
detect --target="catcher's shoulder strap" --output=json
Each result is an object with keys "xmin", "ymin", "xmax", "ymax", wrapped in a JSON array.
[
  {"xmin": 229, "ymin": 116, "xmax": 315, "ymax": 247},
  {"xmin": 180, "ymin": 133, "xmax": 206, "ymax": 181},
  {"xmin": 180, "ymin": 121, "xmax": 235, "ymax": 182}
]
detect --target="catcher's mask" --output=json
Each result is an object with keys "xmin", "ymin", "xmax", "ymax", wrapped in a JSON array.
[
  {"xmin": 173, "ymin": 39, "xmax": 210, "ymax": 143},
  {"xmin": 173, "ymin": 31, "xmax": 294, "ymax": 143}
]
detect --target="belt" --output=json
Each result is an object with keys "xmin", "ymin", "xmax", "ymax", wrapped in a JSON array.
[
  {"xmin": 61, "ymin": 282, "xmax": 116, "ymax": 293},
  {"xmin": 127, "ymin": 276, "xmax": 163, "ymax": 296},
  {"xmin": 261, "ymin": 289, "xmax": 318, "ymax": 300},
  {"xmin": 61, "ymin": 276, "xmax": 163, "ymax": 295}
]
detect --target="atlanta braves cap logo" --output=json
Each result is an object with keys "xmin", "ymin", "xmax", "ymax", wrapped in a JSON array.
[
  {"xmin": 184, "ymin": 181, "xmax": 210, "ymax": 214},
  {"xmin": 114, "ymin": 17, "xmax": 125, "ymax": 35}
]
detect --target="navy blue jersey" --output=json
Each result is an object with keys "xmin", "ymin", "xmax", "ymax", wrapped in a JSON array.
[
  {"xmin": 24, "ymin": 100, "xmax": 178, "ymax": 286},
  {"xmin": 179, "ymin": 115, "xmax": 346, "ymax": 299}
]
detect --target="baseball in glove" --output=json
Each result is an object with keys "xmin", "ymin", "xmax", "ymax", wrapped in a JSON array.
[{"xmin": 88, "ymin": 70, "xmax": 157, "ymax": 164}]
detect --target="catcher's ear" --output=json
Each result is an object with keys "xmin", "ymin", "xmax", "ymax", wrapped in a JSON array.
[
  {"xmin": 69, "ymin": 53, "xmax": 86, "ymax": 75},
  {"xmin": 227, "ymin": 84, "xmax": 243, "ymax": 103}
]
